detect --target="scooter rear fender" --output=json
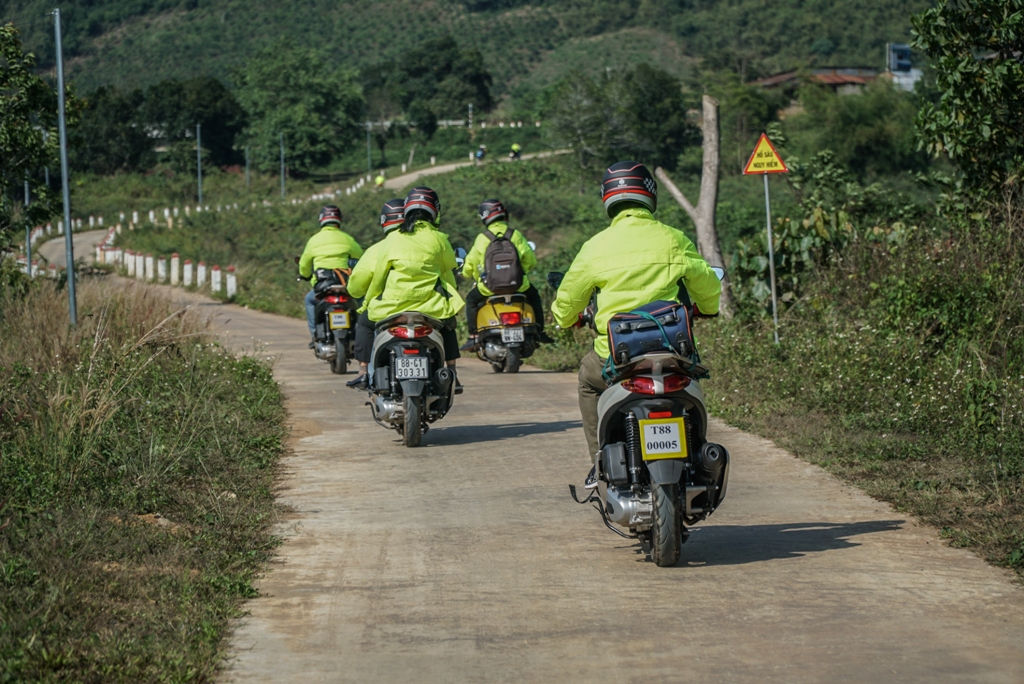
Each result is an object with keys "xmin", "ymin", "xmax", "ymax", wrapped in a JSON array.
[
  {"xmin": 646, "ymin": 458, "xmax": 685, "ymax": 485},
  {"xmin": 400, "ymin": 379, "xmax": 426, "ymax": 397}
]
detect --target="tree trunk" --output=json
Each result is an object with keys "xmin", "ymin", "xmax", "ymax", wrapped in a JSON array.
[{"xmin": 655, "ymin": 94, "xmax": 733, "ymax": 317}]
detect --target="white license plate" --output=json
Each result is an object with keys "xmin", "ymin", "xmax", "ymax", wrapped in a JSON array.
[
  {"xmin": 501, "ymin": 327, "xmax": 525, "ymax": 343},
  {"xmin": 329, "ymin": 311, "xmax": 350, "ymax": 329},
  {"xmin": 639, "ymin": 417, "xmax": 688, "ymax": 460},
  {"xmin": 394, "ymin": 356, "xmax": 429, "ymax": 379}
]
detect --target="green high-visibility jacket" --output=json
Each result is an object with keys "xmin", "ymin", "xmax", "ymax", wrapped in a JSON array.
[
  {"xmin": 347, "ymin": 220, "xmax": 465, "ymax": 322},
  {"xmin": 352, "ymin": 232, "xmax": 397, "ymax": 314},
  {"xmin": 551, "ymin": 207, "xmax": 721, "ymax": 359},
  {"xmin": 463, "ymin": 220, "xmax": 537, "ymax": 296},
  {"xmin": 298, "ymin": 225, "xmax": 364, "ymax": 284}
]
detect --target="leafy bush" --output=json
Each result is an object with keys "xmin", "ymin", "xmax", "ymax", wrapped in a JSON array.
[
  {"xmin": 703, "ymin": 190, "xmax": 1024, "ymax": 574},
  {"xmin": 729, "ymin": 150, "xmax": 925, "ymax": 316}
]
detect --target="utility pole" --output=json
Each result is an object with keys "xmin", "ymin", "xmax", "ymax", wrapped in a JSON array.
[
  {"xmin": 279, "ymin": 133, "xmax": 286, "ymax": 199},
  {"xmin": 53, "ymin": 8, "xmax": 77, "ymax": 325},
  {"xmin": 366, "ymin": 122, "xmax": 372, "ymax": 173},
  {"xmin": 24, "ymin": 180, "xmax": 31, "ymax": 275},
  {"xmin": 468, "ymin": 103, "xmax": 473, "ymax": 129},
  {"xmin": 244, "ymin": 146, "xmax": 250, "ymax": 190},
  {"xmin": 196, "ymin": 123, "xmax": 203, "ymax": 204}
]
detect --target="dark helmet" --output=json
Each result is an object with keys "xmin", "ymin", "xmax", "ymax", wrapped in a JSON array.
[
  {"xmin": 600, "ymin": 161, "xmax": 657, "ymax": 216},
  {"xmin": 403, "ymin": 186, "xmax": 441, "ymax": 222},
  {"xmin": 478, "ymin": 199, "xmax": 507, "ymax": 227},
  {"xmin": 379, "ymin": 198, "xmax": 405, "ymax": 233},
  {"xmin": 318, "ymin": 204, "xmax": 343, "ymax": 227}
]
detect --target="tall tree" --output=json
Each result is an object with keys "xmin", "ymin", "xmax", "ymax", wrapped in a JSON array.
[
  {"xmin": 236, "ymin": 42, "xmax": 364, "ymax": 174},
  {"xmin": 69, "ymin": 86, "xmax": 152, "ymax": 174},
  {"xmin": 786, "ymin": 78, "xmax": 925, "ymax": 179},
  {"xmin": 0, "ymin": 22, "xmax": 62, "ymax": 251},
  {"xmin": 394, "ymin": 35, "xmax": 493, "ymax": 121},
  {"xmin": 143, "ymin": 77, "xmax": 245, "ymax": 167},
  {"xmin": 912, "ymin": 0, "xmax": 1024, "ymax": 194},
  {"xmin": 546, "ymin": 64, "xmax": 699, "ymax": 173},
  {"xmin": 656, "ymin": 96, "xmax": 733, "ymax": 315}
]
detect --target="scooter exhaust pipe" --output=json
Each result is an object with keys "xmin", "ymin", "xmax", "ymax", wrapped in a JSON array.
[{"xmin": 696, "ymin": 442, "xmax": 728, "ymax": 483}]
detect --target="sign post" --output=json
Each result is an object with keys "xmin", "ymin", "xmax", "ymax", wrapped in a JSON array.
[{"xmin": 743, "ymin": 132, "xmax": 789, "ymax": 344}]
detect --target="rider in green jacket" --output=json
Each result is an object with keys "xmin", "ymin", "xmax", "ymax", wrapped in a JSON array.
[
  {"xmin": 460, "ymin": 198, "xmax": 551, "ymax": 350},
  {"xmin": 347, "ymin": 187, "xmax": 465, "ymax": 390},
  {"xmin": 346, "ymin": 198, "xmax": 404, "ymax": 388},
  {"xmin": 551, "ymin": 161, "xmax": 721, "ymax": 477},
  {"xmin": 298, "ymin": 205, "xmax": 364, "ymax": 345}
]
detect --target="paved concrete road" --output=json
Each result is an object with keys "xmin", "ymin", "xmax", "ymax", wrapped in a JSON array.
[
  {"xmin": 193, "ymin": 301, "xmax": 1024, "ymax": 683},
  {"xmin": 381, "ymin": 150, "xmax": 566, "ymax": 191},
  {"xmin": 36, "ymin": 229, "xmax": 107, "ymax": 268},
  {"xmin": 50, "ymin": 231, "xmax": 1024, "ymax": 680}
]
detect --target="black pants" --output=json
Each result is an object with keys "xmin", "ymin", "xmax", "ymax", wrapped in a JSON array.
[
  {"xmin": 354, "ymin": 312, "xmax": 376, "ymax": 364},
  {"xmin": 465, "ymin": 284, "xmax": 544, "ymax": 334},
  {"xmin": 356, "ymin": 313, "xmax": 460, "ymax": 363}
]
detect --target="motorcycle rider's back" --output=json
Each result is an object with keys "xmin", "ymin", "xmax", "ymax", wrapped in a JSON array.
[
  {"xmin": 299, "ymin": 205, "xmax": 364, "ymax": 342},
  {"xmin": 346, "ymin": 222, "xmax": 463, "ymax": 324},
  {"xmin": 551, "ymin": 162, "xmax": 721, "ymax": 460}
]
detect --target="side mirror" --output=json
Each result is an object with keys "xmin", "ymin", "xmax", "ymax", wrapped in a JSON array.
[
  {"xmin": 711, "ymin": 266, "xmax": 725, "ymax": 281},
  {"xmin": 527, "ymin": 240, "xmax": 537, "ymax": 252},
  {"xmin": 348, "ymin": 257, "xmax": 359, "ymax": 269},
  {"xmin": 454, "ymin": 246, "xmax": 467, "ymax": 270},
  {"xmin": 546, "ymin": 271, "xmax": 564, "ymax": 290}
]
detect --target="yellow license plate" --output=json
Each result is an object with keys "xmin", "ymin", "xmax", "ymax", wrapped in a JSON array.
[
  {"xmin": 639, "ymin": 417, "xmax": 688, "ymax": 460},
  {"xmin": 329, "ymin": 311, "xmax": 350, "ymax": 329}
]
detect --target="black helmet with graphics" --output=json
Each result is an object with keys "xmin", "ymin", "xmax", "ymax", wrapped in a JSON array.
[
  {"xmin": 379, "ymin": 198, "xmax": 404, "ymax": 233},
  {"xmin": 318, "ymin": 204, "xmax": 343, "ymax": 227},
  {"xmin": 403, "ymin": 186, "xmax": 441, "ymax": 222},
  {"xmin": 477, "ymin": 198, "xmax": 507, "ymax": 227},
  {"xmin": 600, "ymin": 161, "xmax": 657, "ymax": 216}
]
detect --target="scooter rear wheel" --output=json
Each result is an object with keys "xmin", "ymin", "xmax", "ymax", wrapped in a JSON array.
[
  {"xmin": 651, "ymin": 483, "xmax": 682, "ymax": 567},
  {"xmin": 505, "ymin": 348, "xmax": 521, "ymax": 373},
  {"xmin": 403, "ymin": 395, "xmax": 422, "ymax": 447},
  {"xmin": 331, "ymin": 338, "xmax": 348, "ymax": 374}
]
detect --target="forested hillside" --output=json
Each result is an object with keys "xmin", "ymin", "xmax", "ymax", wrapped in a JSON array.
[{"xmin": 10, "ymin": 0, "xmax": 929, "ymax": 97}]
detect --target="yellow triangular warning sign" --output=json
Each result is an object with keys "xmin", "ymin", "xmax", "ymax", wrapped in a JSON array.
[{"xmin": 743, "ymin": 133, "xmax": 788, "ymax": 175}]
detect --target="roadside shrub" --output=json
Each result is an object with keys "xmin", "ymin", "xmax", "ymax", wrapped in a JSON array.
[
  {"xmin": 702, "ymin": 189, "xmax": 1024, "ymax": 574},
  {"xmin": 0, "ymin": 278, "xmax": 287, "ymax": 680}
]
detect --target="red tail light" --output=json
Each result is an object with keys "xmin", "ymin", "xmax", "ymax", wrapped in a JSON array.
[
  {"xmin": 648, "ymin": 410, "xmax": 673, "ymax": 419},
  {"xmin": 389, "ymin": 325, "xmax": 433, "ymax": 339},
  {"xmin": 499, "ymin": 311, "xmax": 522, "ymax": 326},
  {"xmin": 664, "ymin": 374, "xmax": 691, "ymax": 393},
  {"xmin": 622, "ymin": 374, "xmax": 691, "ymax": 395},
  {"xmin": 323, "ymin": 294, "xmax": 348, "ymax": 304},
  {"xmin": 623, "ymin": 376, "xmax": 656, "ymax": 395}
]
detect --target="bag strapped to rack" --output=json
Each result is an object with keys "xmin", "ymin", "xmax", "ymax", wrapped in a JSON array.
[
  {"xmin": 601, "ymin": 300, "xmax": 708, "ymax": 383},
  {"xmin": 313, "ymin": 267, "xmax": 350, "ymax": 295}
]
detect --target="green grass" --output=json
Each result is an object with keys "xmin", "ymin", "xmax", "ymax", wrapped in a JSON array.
[{"xmin": 0, "ymin": 271, "xmax": 287, "ymax": 681}]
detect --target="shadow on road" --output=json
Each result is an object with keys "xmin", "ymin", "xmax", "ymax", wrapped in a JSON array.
[
  {"xmin": 605, "ymin": 519, "xmax": 906, "ymax": 567},
  {"xmin": 428, "ymin": 419, "xmax": 582, "ymax": 446}
]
